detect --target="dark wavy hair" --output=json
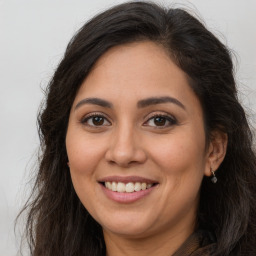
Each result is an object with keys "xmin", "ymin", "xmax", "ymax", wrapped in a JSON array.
[{"xmin": 18, "ymin": 1, "xmax": 256, "ymax": 255}]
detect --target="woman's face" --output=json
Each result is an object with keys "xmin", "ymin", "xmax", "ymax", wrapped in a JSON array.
[{"xmin": 66, "ymin": 41, "xmax": 212, "ymax": 239}]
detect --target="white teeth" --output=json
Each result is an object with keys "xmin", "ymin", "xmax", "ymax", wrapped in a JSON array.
[
  {"xmin": 104, "ymin": 181, "xmax": 154, "ymax": 192},
  {"xmin": 117, "ymin": 182, "xmax": 126, "ymax": 192},
  {"xmin": 147, "ymin": 183, "xmax": 152, "ymax": 189},
  {"xmin": 106, "ymin": 181, "xmax": 112, "ymax": 190},
  {"xmin": 134, "ymin": 182, "xmax": 142, "ymax": 191},
  {"xmin": 125, "ymin": 182, "xmax": 135, "ymax": 193},
  {"xmin": 112, "ymin": 181, "xmax": 117, "ymax": 192}
]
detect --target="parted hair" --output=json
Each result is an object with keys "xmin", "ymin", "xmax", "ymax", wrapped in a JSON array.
[{"xmin": 18, "ymin": 1, "xmax": 256, "ymax": 255}]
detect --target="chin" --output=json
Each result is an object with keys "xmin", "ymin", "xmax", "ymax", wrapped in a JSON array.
[
  {"xmin": 98, "ymin": 212, "xmax": 155, "ymax": 238},
  {"xmin": 103, "ymin": 223, "xmax": 152, "ymax": 238}
]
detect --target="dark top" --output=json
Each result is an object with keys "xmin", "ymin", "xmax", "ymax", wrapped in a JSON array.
[{"xmin": 172, "ymin": 230, "xmax": 216, "ymax": 256}]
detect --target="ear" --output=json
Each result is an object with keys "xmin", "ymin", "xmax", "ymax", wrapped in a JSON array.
[{"xmin": 204, "ymin": 130, "xmax": 228, "ymax": 176}]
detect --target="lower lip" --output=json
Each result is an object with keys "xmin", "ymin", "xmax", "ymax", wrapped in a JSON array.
[{"xmin": 100, "ymin": 184, "xmax": 156, "ymax": 203}]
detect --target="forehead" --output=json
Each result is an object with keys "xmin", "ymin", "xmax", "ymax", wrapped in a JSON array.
[{"xmin": 73, "ymin": 41, "xmax": 200, "ymax": 112}]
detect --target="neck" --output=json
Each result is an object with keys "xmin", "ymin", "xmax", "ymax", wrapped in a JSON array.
[{"xmin": 104, "ymin": 224, "xmax": 195, "ymax": 256}]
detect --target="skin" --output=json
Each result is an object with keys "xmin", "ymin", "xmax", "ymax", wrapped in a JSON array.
[{"xmin": 66, "ymin": 41, "xmax": 227, "ymax": 256}]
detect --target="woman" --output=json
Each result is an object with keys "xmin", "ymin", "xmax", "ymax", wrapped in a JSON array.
[{"xmin": 19, "ymin": 1, "xmax": 256, "ymax": 255}]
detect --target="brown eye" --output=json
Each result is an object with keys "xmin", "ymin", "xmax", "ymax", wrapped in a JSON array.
[
  {"xmin": 154, "ymin": 116, "xmax": 167, "ymax": 126},
  {"xmin": 82, "ymin": 114, "xmax": 111, "ymax": 127},
  {"xmin": 92, "ymin": 116, "xmax": 104, "ymax": 126},
  {"xmin": 144, "ymin": 114, "xmax": 177, "ymax": 128}
]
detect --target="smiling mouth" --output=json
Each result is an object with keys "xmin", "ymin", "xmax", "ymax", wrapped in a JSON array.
[{"xmin": 101, "ymin": 181, "xmax": 158, "ymax": 193}]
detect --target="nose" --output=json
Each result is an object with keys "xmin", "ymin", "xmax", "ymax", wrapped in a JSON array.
[{"xmin": 105, "ymin": 124, "xmax": 147, "ymax": 167}]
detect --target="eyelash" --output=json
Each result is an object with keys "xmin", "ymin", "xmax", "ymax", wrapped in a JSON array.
[
  {"xmin": 143, "ymin": 113, "xmax": 177, "ymax": 128},
  {"xmin": 80, "ymin": 112, "xmax": 111, "ymax": 127},
  {"xmin": 80, "ymin": 112, "xmax": 177, "ymax": 128}
]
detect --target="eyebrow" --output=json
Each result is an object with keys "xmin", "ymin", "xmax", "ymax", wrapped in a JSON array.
[
  {"xmin": 74, "ymin": 96, "xmax": 185, "ymax": 110},
  {"xmin": 137, "ymin": 96, "xmax": 185, "ymax": 110},
  {"xmin": 75, "ymin": 98, "xmax": 113, "ymax": 110}
]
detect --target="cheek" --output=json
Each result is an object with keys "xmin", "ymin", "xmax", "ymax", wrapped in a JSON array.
[
  {"xmin": 150, "ymin": 132, "xmax": 206, "ymax": 212},
  {"xmin": 66, "ymin": 131, "xmax": 106, "ymax": 176},
  {"xmin": 66, "ymin": 132, "xmax": 106, "ymax": 214},
  {"xmin": 147, "ymin": 131, "xmax": 206, "ymax": 179}
]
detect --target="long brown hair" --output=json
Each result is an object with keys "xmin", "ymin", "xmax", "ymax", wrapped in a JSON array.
[{"xmin": 18, "ymin": 1, "xmax": 256, "ymax": 255}]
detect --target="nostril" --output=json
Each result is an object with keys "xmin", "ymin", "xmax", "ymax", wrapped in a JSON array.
[{"xmin": 105, "ymin": 139, "xmax": 147, "ymax": 166}]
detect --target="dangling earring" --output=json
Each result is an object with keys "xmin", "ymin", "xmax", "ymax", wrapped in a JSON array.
[{"xmin": 211, "ymin": 168, "xmax": 217, "ymax": 183}]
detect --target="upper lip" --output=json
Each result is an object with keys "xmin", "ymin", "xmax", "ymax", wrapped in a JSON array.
[{"xmin": 98, "ymin": 176, "xmax": 158, "ymax": 184}]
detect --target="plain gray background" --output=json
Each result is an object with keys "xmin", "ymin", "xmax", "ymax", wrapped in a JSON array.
[{"xmin": 1, "ymin": 0, "xmax": 256, "ymax": 255}]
